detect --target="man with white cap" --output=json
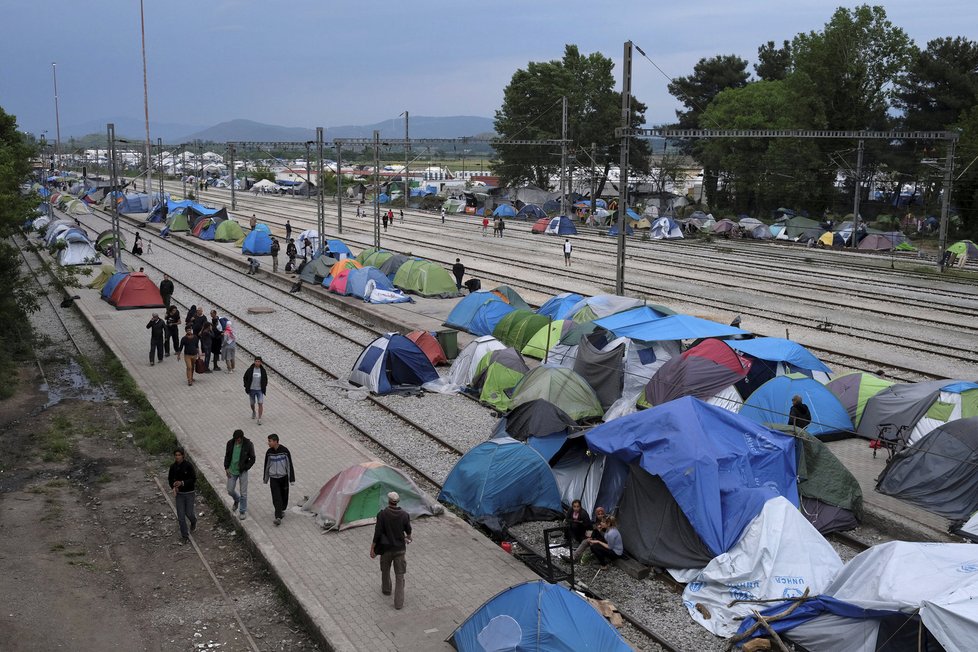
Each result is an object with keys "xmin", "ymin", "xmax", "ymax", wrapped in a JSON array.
[{"xmin": 370, "ymin": 491, "xmax": 412, "ymax": 609}]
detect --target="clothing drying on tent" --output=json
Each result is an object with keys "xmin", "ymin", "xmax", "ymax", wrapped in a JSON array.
[
  {"xmin": 392, "ymin": 259, "xmax": 460, "ymax": 298},
  {"xmin": 349, "ymin": 334, "xmax": 438, "ymax": 395},
  {"xmin": 876, "ymin": 416, "xmax": 978, "ymax": 520},
  {"xmin": 543, "ymin": 215, "xmax": 578, "ymax": 235},
  {"xmin": 489, "ymin": 286, "xmax": 531, "ymax": 311},
  {"xmin": 438, "ymin": 437, "xmax": 562, "ymax": 532},
  {"xmin": 642, "ymin": 338, "xmax": 751, "ymax": 407},
  {"xmin": 536, "ymin": 292, "xmax": 584, "ymax": 320},
  {"xmin": 825, "ymin": 372, "xmax": 894, "ymax": 428},
  {"xmin": 405, "ymin": 331, "xmax": 447, "ymax": 366},
  {"xmin": 740, "ymin": 373, "xmax": 853, "ymax": 437},
  {"xmin": 301, "ymin": 461, "xmax": 442, "ymax": 530},
  {"xmin": 736, "ymin": 541, "xmax": 978, "ymax": 652},
  {"xmin": 105, "ymin": 272, "xmax": 165, "ymax": 310},
  {"xmin": 492, "ymin": 310, "xmax": 551, "ymax": 352},
  {"xmin": 470, "ymin": 348, "xmax": 530, "ymax": 412},
  {"xmin": 449, "ymin": 580, "xmax": 631, "ymax": 652},
  {"xmin": 241, "ymin": 229, "xmax": 273, "ymax": 255},
  {"xmin": 586, "ymin": 397, "xmax": 799, "ymax": 562},
  {"xmin": 509, "ymin": 366, "xmax": 603, "ymax": 421}
]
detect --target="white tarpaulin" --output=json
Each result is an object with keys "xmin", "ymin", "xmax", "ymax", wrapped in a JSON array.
[{"xmin": 682, "ymin": 497, "xmax": 843, "ymax": 636}]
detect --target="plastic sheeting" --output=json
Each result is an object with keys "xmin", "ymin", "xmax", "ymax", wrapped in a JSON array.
[{"xmin": 727, "ymin": 337, "xmax": 831, "ymax": 373}]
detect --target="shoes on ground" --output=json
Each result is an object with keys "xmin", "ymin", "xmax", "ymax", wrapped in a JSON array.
[
  {"xmin": 190, "ymin": 521, "xmax": 197, "ymax": 533},
  {"xmin": 239, "ymin": 512, "xmax": 246, "ymax": 521},
  {"xmin": 256, "ymin": 418, "xmax": 261, "ymax": 425},
  {"xmin": 231, "ymin": 499, "xmax": 239, "ymax": 512},
  {"xmin": 382, "ymin": 591, "xmax": 392, "ymax": 596},
  {"xmin": 187, "ymin": 381, "xmax": 192, "ymax": 386},
  {"xmin": 150, "ymin": 361, "xmax": 154, "ymax": 366},
  {"xmin": 274, "ymin": 517, "xmax": 281, "ymax": 526}
]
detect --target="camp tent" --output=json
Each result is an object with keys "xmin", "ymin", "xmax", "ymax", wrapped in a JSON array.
[
  {"xmin": 858, "ymin": 233, "xmax": 894, "ymax": 251},
  {"xmin": 563, "ymin": 295, "xmax": 651, "ymax": 323},
  {"xmin": 515, "ymin": 204, "xmax": 546, "ymax": 220},
  {"xmin": 88, "ymin": 263, "xmax": 119, "ymax": 290},
  {"xmin": 214, "ymin": 220, "xmax": 244, "ymax": 242},
  {"xmin": 521, "ymin": 320, "xmax": 579, "ymax": 360},
  {"xmin": 509, "ymin": 366, "xmax": 603, "ymax": 421},
  {"xmin": 544, "ymin": 215, "xmax": 577, "ymax": 235},
  {"xmin": 405, "ymin": 331, "xmax": 447, "ymax": 366},
  {"xmin": 876, "ymin": 416, "xmax": 978, "ymax": 520},
  {"xmin": 241, "ymin": 229, "xmax": 273, "ymax": 255},
  {"xmin": 492, "ymin": 204, "xmax": 516, "ymax": 218},
  {"xmin": 642, "ymin": 338, "xmax": 751, "ymax": 408},
  {"xmin": 324, "ymin": 239, "xmax": 353, "ymax": 259},
  {"xmin": 445, "ymin": 291, "xmax": 505, "ymax": 332},
  {"xmin": 595, "ymin": 311, "xmax": 747, "ymax": 342},
  {"xmin": 296, "ymin": 229, "xmax": 319, "ymax": 253},
  {"xmin": 392, "ymin": 259, "xmax": 460, "ymax": 298},
  {"xmin": 727, "ymin": 337, "xmax": 833, "ymax": 398},
  {"xmin": 856, "ymin": 379, "xmax": 978, "ymax": 446},
  {"xmin": 530, "ymin": 217, "xmax": 551, "ymax": 233},
  {"xmin": 58, "ymin": 231, "xmax": 100, "ymax": 266},
  {"xmin": 740, "ymin": 373, "xmax": 853, "ymax": 438},
  {"xmin": 470, "ymin": 348, "xmax": 530, "ymax": 412},
  {"xmin": 345, "ymin": 266, "xmax": 410, "ymax": 303},
  {"xmin": 825, "ymin": 372, "xmax": 895, "ymax": 428},
  {"xmin": 349, "ymin": 334, "xmax": 438, "ymax": 395},
  {"xmin": 298, "ymin": 254, "xmax": 339, "ymax": 285},
  {"xmin": 536, "ymin": 292, "xmax": 584, "ymax": 320},
  {"xmin": 449, "ymin": 581, "xmax": 632, "ymax": 652},
  {"xmin": 358, "ymin": 248, "xmax": 393, "ymax": 268},
  {"xmin": 302, "ymin": 461, "xmax": 442, "ymax": 530},
  {"xmin": 712, "ymin": 219, "xmax": 738, "ymax": 235},
  {"xmin": 570, "ymin": 335, "xmax": 625, "ymax": 410},
  {"xmin": 947, "ymin": 239, "xmax": 978, "ymax": 260},
  {"xmin": 649, "ymin": 216, "xmax": 684, "ymax": 239},
  {"xmin": 466, "ymin": 299, "xmax": 517, "ymax": 337},
  {"xmin": 429, "ymin": 335, "xmax": 506, "ymax": 391},
  {"xmin": 106, "ymin": 272, "xmax": 164, "ymax": 309},
  {"xmin": 438, "ymin": 437, "xmax": 563, "ymax": 531},
  {"xmin": 490, "ymin": 286, "xmax": 531, "ymax": 312},
  {"xmin": 378, "ymin": 253, "xmax": 410, "ymax": 280},
  {"xmin": 322, "ymin": 259, "xmax": 362, "ymax": 286},
  {"xmin": 492, "ymin": 310, "xmax": 551, "ymax": 352}
]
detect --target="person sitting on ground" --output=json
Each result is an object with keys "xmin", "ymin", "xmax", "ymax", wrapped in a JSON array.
[
  {"xmin": 565, "ymin": 505, "xmax": 606, "ymax": 563},
  {"xmin": 789, "ymin": 394, "xmax": 812, "ymax": 430},
  {"xmin": 588, "ymin": 515, "xmax": 623, "ymax": 570},
  {"xmin": 565, "ymin": 499, "xmax": 592, "ymax": 547},
  {"xmin": 247, "ymin": 257, "xmax": 260, "ymax": 275}
]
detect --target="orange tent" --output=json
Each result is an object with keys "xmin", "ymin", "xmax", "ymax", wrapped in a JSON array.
[
  {"xmin": 405, "ymin": 330, "xmax": 447, "ymax": 366},
  {"xmin": 329, "ymin": 258, "xmax": 362, "ymax": 279},
  {"xmin": 108, "ymin": 272, "xmax": 165, "ymax": 310}
]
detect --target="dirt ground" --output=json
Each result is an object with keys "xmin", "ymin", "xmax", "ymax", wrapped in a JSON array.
[{"xmin": 0, "ymin": 365, "xmax": 322, "ymax": 652}]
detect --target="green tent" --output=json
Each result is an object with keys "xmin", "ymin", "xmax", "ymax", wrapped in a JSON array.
[
  {"xmin": 442, "ymin": 198, "xmax": 466, "ymax": 213},
  {"xmin": 493, "ymin": 310, "xmax": 552, "ymax": 352},
  {"xmin": 393, "ymin": 259, "xmax": 460, "ymax": 298},
  {"xmin": 490, "ymin": 286, "xmax": 531, "ymax": 312},
  {"xmin": 471, "ymin": 348, "xmax": 529, "ymax": 412},
  {"xmin": 356, "ymin": 246, "xmax": 382, "ymax": 264},
  {"xmin": 361, "ymin": 248, "xmax": 394, "ymax": 268},
  {"xmin": 167, "ymin": 212, "xmax": 190, "ymax": 232},
  {"xmin": 520, "ymin": 319, "xmax": 595, "ymax": 360},
  {"xmin": 298, "ymin": 254, "xmax": 340, "ymax": 284},
  {"xmin": 214, "ymin": 220, "xmax": 244, "ymax": 242},
  {"xmin": 95, "ymin": 229, "xmax": 125, "ymax": 255},
  {"xmin": 947, "ymin": 240, "xmax": 978, "ymax": 258},
  {"xmin": 88, "ymin": 263, "xmax": 118, "ymax": 289},
  {"xmin": 509, "ymin": 366, "xmax": 604, "ymax": 421},
  {"xmin": 779, "ymin": 424, "xmax": 864, "ymax": 523}
]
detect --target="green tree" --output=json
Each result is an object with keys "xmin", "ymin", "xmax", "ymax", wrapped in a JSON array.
[
  {"xmin": 954, "ymin": 106, "xmax": 978, "ymax": 236},
  {"xmin": 252, "ymin": 164, "xmax": 276, "ymax": 183},
  {"xmin": 755, "ymin": 41, "xmax": 793, "ymax": 81},
  {"xmin": 897, "ymin": 36, "xmax": 978, "ymax": 132},
  {"xmin": 493, "ymin": 45, "xmax": 650, "ymax": 196}
]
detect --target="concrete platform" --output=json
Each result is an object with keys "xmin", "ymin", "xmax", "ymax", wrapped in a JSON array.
[{"xmin": 70, "ymin": 283, "xmax": 536, "ymax": 652}]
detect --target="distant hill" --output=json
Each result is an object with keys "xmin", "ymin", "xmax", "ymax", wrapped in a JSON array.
[
  {"xmin": 181, "ymin": 116, "xmax": 496, "ymax": 143},
  {"xmin": 63, "ymin": 117, "xmax": 206, "ymax": 142}
]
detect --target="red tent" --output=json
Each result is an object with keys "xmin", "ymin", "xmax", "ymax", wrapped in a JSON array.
[
  {"xmin": 531, "ymin": 217, "xmax": 550, "ymax": 234},
  {"xmin": 108, "ymin": 272, "xmax": 165, "ymax": 310},
  {"xmin": 405, "ymin": 330, "xmax": 447, "ymax": 366}
]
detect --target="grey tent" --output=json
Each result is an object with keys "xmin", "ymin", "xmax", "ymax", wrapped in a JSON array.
[
  {"xmin": 876, "ymin": 417, "xmax": 978, "ymax": 520},
  {"xmin": 572, "ymin": 336, "xmax": 624, "ymax": 410},
  {"xmin": 642, "ymin": 338, "xmax": 749, "ymax": 407},
  {"xmin": 378, "ymin": 253, "xmax": 410, "ymax": 279},
  {"xmin": 503, "ymin": 399, "xmax": 578, "ymax": 441},
  {"xmin": 298, "ymin": 254, "xmax": 339, "ymax": 284},
  {"xmin": 618, "ymin": 465, "xmax": 716, "ymax": 569},
  {"xmin": 855, "ymin": 380, "xmax": 952, "ymax": 441}
]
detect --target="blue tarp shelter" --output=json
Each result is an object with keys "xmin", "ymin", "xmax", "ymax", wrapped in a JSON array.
[
  {"xmin": 377, "ymin": 193, "xmax": 390, "ymax": 204},
  {"xmin": 740, "ymin": 374, "xmax": 853, "ymax": 438},
  {"xmin": 119, "ymin": 193, "xmax": 150, "ymax": 214},
  {"xmin": 625, "ymin": 208, "xmax": 641, "ymax": 221},
  {"xmin": 595, "ymin": 311, "xmax": 743, "ymax": 341},
  {"xmin": 438, "ymin": 437, "xmax": 562, "ymax": 531},
  {"xmin": 349, "ymin": 334, "xmax": 438, "ymax": 395},
  {"xmin": 544, "ymin": 216, "xmax": 577, "ymax": 235},
  {"xmin": 241, "ymin": 230, "xmax": 273, "ymax": 255},
  {"xmin": 492, "ymin": 204, "xmax": 516, "ymax": 218},
  {"xmin": 445, "ymin": 292, "xmax": 504, "ymax": 331},
  {"xmin": 536, "ymin": 292, "xmax": 584, "ymax": 320},
  {"xmin": 450, "ymin": 581, "xmax": 632, "ymax": 652},
  {"xmin": 585, "ymin": 397, "xmax": 799, "ymax": 556}
]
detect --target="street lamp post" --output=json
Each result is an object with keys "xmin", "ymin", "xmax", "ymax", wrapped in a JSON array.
[
  {"xmin": 305, "ymin": 141, "xmax": 313, "ymax": 199},
  {"xmin": 107, "ymin": 123, "xmax": 123, "ymax": 270}
]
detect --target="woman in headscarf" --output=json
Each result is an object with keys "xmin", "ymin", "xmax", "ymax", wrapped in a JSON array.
[{"xmin": 221, "ymin": 319, "xmax": 237, "ymax": 374}]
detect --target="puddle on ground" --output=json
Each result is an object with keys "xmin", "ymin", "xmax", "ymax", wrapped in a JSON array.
[{"xmin": 42, "ymin": 359, "xmax": 115, "ymax": 407}]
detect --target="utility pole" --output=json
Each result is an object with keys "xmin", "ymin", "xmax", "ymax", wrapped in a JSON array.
[
  {"xmin": 181, "ymin": 148, "xmax": 187, "ymax": 198},
  {"xmin": 335, "ymin": 142, "xmax": 343, "ymax": 234},
  {"xmin": 404, "ymin": 111, "xmax": 409, "ymax": 208},
  {"xmin": 560, "ymin": 96, "xmax": 568, "ymax": 216},
  {"xmin": 228, "ymin": 143, "xmax": 236, "ymax": 211},
  {"xmin": 590, "ymin": 142, "xmax": 597, "ymax": 220},
  {"xmin": 373, "ymin": 130, "xmax": 381, "ymax": 248},
  {"xmin": 851, "ymin": 138, "xmax": 864, "ymax": 248},
  {"xmin": 108, "ymin": 123, "xmax": 123, "ymax": 270},
  {"xmin": 316, "ymin": 127, "xmax": 325, "ymax": 247},
  {"xmin": 139, "ymin": 0, "xmax": 153, "ymax": 201},
  {"xmin": 938, "ymin": 139, "xmax": 957, "ymax": 270},
  {"xmin": 52, "ymin": 63, "xmax": 62, "ymax": 171},
  {"xmin": 158, "ymin": 137, "xmax": 164, "ymax": 200},
  {"xmin": 615, "ymin": 41, "xmax": 633, "ymax": 296},
  {"xmin": 196, "ymin": 140, "xmax": 203, "ymax": 192},
  {"xmin": 305, "ymin": 141, "xmax": 313, "ymax": 199}
]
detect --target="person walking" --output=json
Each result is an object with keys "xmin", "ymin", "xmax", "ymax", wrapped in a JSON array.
[
  {"xmin": 210, "ymin": 310, "xmax": 223, "ymax": 371},
  {"xmin": 285, "ymin": 220, "xmax": 292, "ymax": 242},
  {"xmin": 159, "ymin": 274, "xmax": 174, "ymax": 308},
  {"xmin": 563, "ymin": 239, "xmax": 573, "ymax": 266},
  {"xmin": 146, "ymin": 313, "xmax": 166, "ymax": 366},
  {"xmin": 382, "ymin": 212, "xmax": 389, "ymax": 232},
  {"xmin": 175, "ymin": 326, "xmax": 201, "ymax": 386},
  {"xmin": 370, "ymin": 491, "xmax": 412, "ymax": 610},
  {"xmin": 168, "ymin": 448, "xmax": 198, "ymax": 542},
  {"xmin": 224, "ymin": 429, "xmax": 256, "ymax": 521},
  {"xmin": 164, "ymin": 305, "xmax": 181, "ymax": 357},
  {"xmin": 286, "ymin": 239, "xmax": 298, "ymax": 270},
  {"xmin": 789, "ymin": 395, "xmax": 812, "ymax": 429},
  {"xmin": 243, "ymin": 357, "xmax": 268, "ymax": 424},
  {"xmin": 399, "ymin": 209, "xmax": 404, "ymax": 223},
  {"xmin": 221, "ymin": 319, "xmax": 237, "ymax": 374},
  {"xmin": 199, "ymin": 322, "xmax": 214, "ymax": 373},
  {"xmin": 498, "ymin": 218, "xmax": 505, "ymax": 238},
  {"xmin": 249, "ymin": 214, "xmax": 257, "ymax": 231},
  {"xmin": 270, "ymin": 237, "xmax": 280, "ymax": 272},
  {"xmin": 452, "ymin": 258, "xmax": 465, "ymax": 291},
  {"xmin": 131, "ymin": 232, "xmax": 143, "ymax": 255},
  {"xmin": 387, "ymin": 208, "xmax": 394, "ymax": 228},
  {"xmin": 263, "ymin": 434, "xmax": 295, "ymax": 525},
  {"xmin": 481, "ymin": 215, "xmax": 489, "ymax": 236},
  {"xmin": 440, "ymin": 208, "xmax": 446, "ymax": 224}
]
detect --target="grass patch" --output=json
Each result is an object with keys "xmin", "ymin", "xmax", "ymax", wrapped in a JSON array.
[
  {"xmin": 95, "ymin": 472, "xmax": 112, "ymax": 485},
  {"xmin": 63, "ymin": 550, "xmax": 86, "ymax": 558},
  {"xmin": 49, "ymin": 543, "xmax": 65, "ymax": 552},
  {"xmin": 46, "ymin": 478, "xmax": 67, "ymax": 488},
  {"xmin": 67, "ymin": 559, "xmax": 96, "ymax": 570},
  {"xmin": 39, "ymin": 416, "xmax": 74, "ymax": 462},
  {"xmin": 103, "ymin": 357, "xmax": 177, "ymax": 454},
  {"xmin": 76, "ymin": 355, "xmax": 104, "ymax": 385}
]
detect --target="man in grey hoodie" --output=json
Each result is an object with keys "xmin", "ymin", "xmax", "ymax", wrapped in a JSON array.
[{"xmin": 263, "ymin": 434, "xmax": 295, "ymax": 525}]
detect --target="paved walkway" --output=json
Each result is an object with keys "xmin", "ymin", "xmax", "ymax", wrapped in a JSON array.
[{"xmin": 73, "ymin": 286, "xmax": 535, "ymax": 652}]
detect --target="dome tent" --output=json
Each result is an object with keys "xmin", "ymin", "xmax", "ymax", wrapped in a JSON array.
[
  {"xmin": 509, "ymin": 366, "xmax": 604, "ymax": 421},
  {"xmin": 470, "ymin": 348, "xmax": 530, "ymax": 412},
  {"xmin": 392, "ymin": 259, "xmax": 460, "ymax": 298},
  {"xmin": 492, "ymin": 310, "xmax": 551, "ymax": 352},
  {"xmin": 405, "ymin": 330, "xmax": 447, "ymax": 366},
  {"xmin": 106, "ymin": 272, "xmax": 165, "ymax": 310},
  {"xmin": 349, "ymin": 333, "xmax": 438, "ymax": 395},
  {"xmin": 241, "ymin": 229, "xmax": 273, "ymax": 255},
  {"xmin": 437, "ymin": 336, "xmax": 506, "ymax": 389},
  {"xmin": 740, "ymin": 373, "xmax": 853, "ymax": 438}
]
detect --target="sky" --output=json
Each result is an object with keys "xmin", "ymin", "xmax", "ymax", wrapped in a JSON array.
[{"xmin": 4, "ymin": 0, "xmax": 977, "ymax": 139}]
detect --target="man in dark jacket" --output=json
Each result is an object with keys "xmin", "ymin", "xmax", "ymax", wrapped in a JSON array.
[
  {"xmin": 191, "ymin": 307, "xmax": 207, "ymax": 336},
  {"xmin": 263, "ymin": 434, "xmax": 295, "ymax": 525},
  {"xmin": 243, "ymin": 357, "xmax": 268, "ymax": 425},
  {"xmin": 175, "ymin": 326, "xmax": 200, "ymax": 386},
  {"xmin": 224, "ymin": 429, "xmax": 256, "ymax": 520},
  {"xmin": 270, "ymin": 237, "xmax": 280, "ymax": 272},
  {"xmin": 209, "ymin": 310, "xmax": 223, "ymax": 371},
  {"xmin": 146, "ymin": 313, "xmax": 166, "ymax": 365},
  {"xmin": 451, "ymin": 258, "xmax": 464, "ymax": 290},
  {"xmin": 370, "ymin": 491, "xmax": 412, "ymax": 610},
  {"xmin": 789, "ymin": 394, "xmax": 812, "ymax": 429},
  {"xmin": 159, "ymin": 274, "xmax": 174, "ymax": 308},
  {"xmin": 168, "ymin": 448, "xmax": 198, "ymax": 541},
  {"xmin": 164, "ymin": 306, "xmax": 181, "ymax": 356}
]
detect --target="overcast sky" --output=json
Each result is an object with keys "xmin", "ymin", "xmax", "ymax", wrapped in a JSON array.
[{"xmin": 5, "ymin": 0, "xmax": 976, "ymax": 137}]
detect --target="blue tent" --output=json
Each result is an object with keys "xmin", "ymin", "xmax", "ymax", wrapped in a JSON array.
[
  {"xmin": 515, "ymin": 204, "xmax": 546, "ymax": 220},
  {"xmin": 740, "ymin": 374, "xmax": 853, "ymax": 438},
  {"xmin": 324, "ymin": 239, "xmax": 353, "ymax": 258},
  {"xmin": 119, "ymin": 193, "xmax": 150, "ymax": 214},
  {"xmin": 345, "ymin": 266, "xmax": 403, "ymax": 301},
  {"xmin": 544, "ymin": 216, "xmax": 577, "ymax": 236},
  {"xmin": 253, "ymin": 223, "xmax": 271, "ymax": 234},
  {"xmin": 445, "ymin": 291, "xmax": 504, "ymax": 331},
  {"xmin": 377, "ymin": 193, "xmax": 390, "ymax": 204},
  {"xmin": 242, "ymin": 230, "xmax": 273, "ymax": 255},
  {"xmin": 542, "ymin": 198, "xmax": 560, "ymax": 213},
  {"xmin": 625, "ymin": 208, "xmax": 641, "ymax": 221},
  {"xmin": 349, "ymin": 333, "xmax": 438, "ymax": 395},
  {"xmin": 450, "ymin": 580, "xmax": 632, "ymax": 652},
  {"xmin": 726, "ymin": 337, "xmax": 831, "ymax": 374},
  {"xmin": 594, "ymin": 311, "xmax": 747, "ymax": 341},
  {"xmin": 492, "ymin": 204, "xmax": 517, "ymax": 218},
  {"xmin": 468, "ymin": 301, "xmax": 517, "ymax": 337},
  {"xmin": 198, "ymin": 222, "xmax": 216, "ymax": 240},
  {"xmin": 585, "ymin": 397, "xmax": 798, "ymax": 556},
  {"xmin": 100, "ymin": 272, "xmax": 129, "ymax": 301},
  {"xmin": 606, "ymin": 224, "xmax": 634, "ymax": 236},
  {"xmin": 438, "ymin": 437, "xmax": 563, "ymax": 531},
  {"xmin": 536, "ymin": 292, "xmax": 584, "ymax": 320}
]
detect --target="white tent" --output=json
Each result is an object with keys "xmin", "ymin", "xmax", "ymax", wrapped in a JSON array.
[
  {"xmin": 58, "ymin": 232, "xmax": 100, "ymax": 266},
  {"xmin": 649, "ymin": 216, "xmax": 684, "ymax": 240},
  {"xmin": 296, "ymin": 229, "xmax": 319, "ymax": 252},
  {"xmin": 251, "ymin": 179, "xmax": 280, "ymax": 192},
  {"xmin": 423, "ymin": 335, "xmax": 506, "ymax": 394}
]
